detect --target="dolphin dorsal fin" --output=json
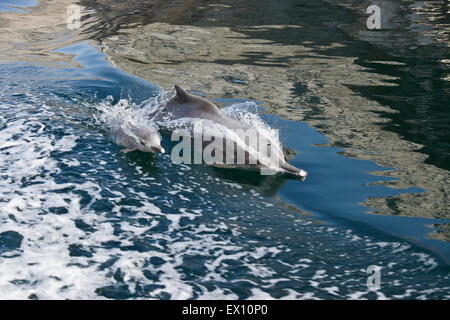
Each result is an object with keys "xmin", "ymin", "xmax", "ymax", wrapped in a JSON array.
[{"xmin": 174, "ymin": 85, "xmax": 190, "ymax": 103}]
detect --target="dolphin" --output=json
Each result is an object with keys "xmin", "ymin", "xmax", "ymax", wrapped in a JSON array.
[
  {"xmin": 111, "ymin": 120, "xmax": 165, "ymax": 154},
  {"xmin": 149, "ymin": 85, "xmax": 307, "ymax": 179}
]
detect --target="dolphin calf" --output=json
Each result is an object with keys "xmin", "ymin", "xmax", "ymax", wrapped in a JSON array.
[
  {"xmin": 149, "ymin": 85, "xmax": 307, "ymax": 179},
  {"xmin": 111, "ymin": 120, "xmax": 165, "ymax": 154}
]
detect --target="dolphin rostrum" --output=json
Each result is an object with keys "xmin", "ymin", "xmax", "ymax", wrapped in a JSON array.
[{"xmin": 149, "ymin": 85, "xmax": 307, "ymax": 179}]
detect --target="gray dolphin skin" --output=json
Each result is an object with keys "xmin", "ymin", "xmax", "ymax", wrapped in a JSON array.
[
  {"xmin": 111, "ymin": 120, "xmax": 165, "ymax": 154},
  {"xmin": 150, "ymin": 85, "xmax": 307, "ymax": 179}
]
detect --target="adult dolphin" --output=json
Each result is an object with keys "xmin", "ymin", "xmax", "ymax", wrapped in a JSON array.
[{"xmin": 149, "ymin": 85, "xmax": 307, "ymax": 179}]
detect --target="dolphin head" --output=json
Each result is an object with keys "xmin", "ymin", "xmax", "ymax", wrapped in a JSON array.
[
  {"xmin": 124, "ymin": 122, "xmax": 165, "ymax": 154},
  {"xmin": 138, "ymin": 136, "xmax": 165, "ymax": 154},
  {"xmin": 137, "ymin": 127, "xmax": 165, "ymax": 153}
]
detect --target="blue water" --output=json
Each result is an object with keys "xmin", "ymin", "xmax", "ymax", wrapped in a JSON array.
[
  {"xmin": 0, "ymin": 0, "xmax": 37, "ymax": 13},
  {"xmin": 0, "ymin": 2, "xmax": 449, "ymax": 299}
]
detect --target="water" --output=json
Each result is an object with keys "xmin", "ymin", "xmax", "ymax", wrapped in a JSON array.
[{"xmin": 0, "ymin": 0, "xmax": 449, "ymax": 299}]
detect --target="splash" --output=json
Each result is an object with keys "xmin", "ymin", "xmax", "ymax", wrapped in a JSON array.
[{"xmin": 93, "ymin": 96, "xmax": 159, "ymax": 133}]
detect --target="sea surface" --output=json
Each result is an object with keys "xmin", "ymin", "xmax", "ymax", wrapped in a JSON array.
[{"xmin": 0, "ymin": 0, "xmax": 449, "ymax": 299}]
